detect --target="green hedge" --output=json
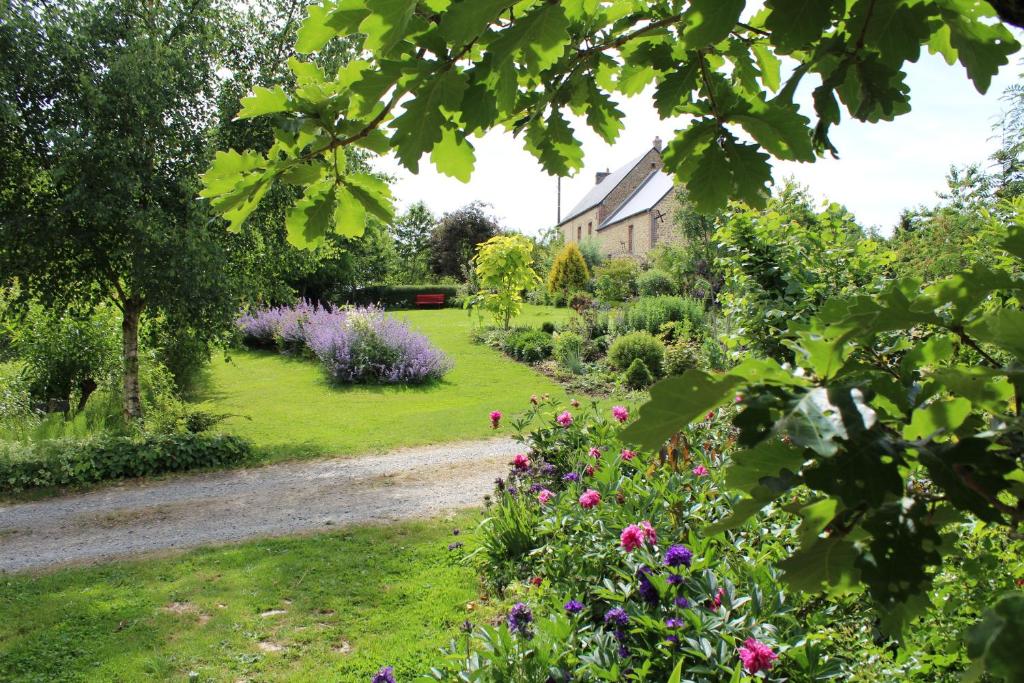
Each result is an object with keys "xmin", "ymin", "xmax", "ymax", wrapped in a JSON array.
[
  {"xmin": 348, "ymin": 285, "xmax": 460, "ymax": 309},
  {"xmin": 0, "ymin": 433, "xmax": 252, "ymax": 493}
]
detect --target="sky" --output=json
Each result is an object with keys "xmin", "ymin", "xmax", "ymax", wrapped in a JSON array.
[{"xmin": 374, "ymin": 53, "xmax": 1021, "ymax": 237}]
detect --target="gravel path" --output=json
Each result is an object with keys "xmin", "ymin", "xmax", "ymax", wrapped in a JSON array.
[{"xmin": 0, "ymin": 438, "xmax": 517, "ymax": 573}]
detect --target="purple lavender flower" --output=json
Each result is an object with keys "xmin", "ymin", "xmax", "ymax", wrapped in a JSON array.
[
  {"xmin": 674, "ymin": 597, "xmax": 690, "ymax": 609},
  {"xmin": 562, "ymin": 472, "xmax": 580, "ymax": 482},
  {"xmin": 604, "ymin": 607, "xmax": 629, "ymax": 627},
  {"xmin": 665, "ymin": 635, "xmax": 679, "ymax": 645},
  {"xmin": 528, "ymin": 483, "xmax": 544, "ymax": 494},
  {"xmin": 636, "ymin": 567, "xmax": 659, "ymax": 604},
  {"xmin": 507, "ymin": 602, "xmax": 533, "ymax": 638},
  {"xmin": 540, "ymin": 463, "xmax": 557, "ymax": 475},
  {"xmin": 666, "ymin": 573, "xmax": 683, "ymax": 585},
  {"xmin": 617, "ymin": 644, "xmax": 630, "ymax": 658},
  {"xmin": 664, "ymin": 545, "xmax": 693, "ymax": 568},
  {"xmin": 564, "ymin": 600, "xmax": 584, "ymax": 614},
  {"xmin": 665, "ymin": 618, "xmax": 684, "ymax": 628},
  {"xmin": 371, "ymin": 666, "xmax": 395, "ymax": 683}
]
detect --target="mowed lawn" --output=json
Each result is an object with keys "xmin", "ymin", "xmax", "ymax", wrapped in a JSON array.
[
  {"xmin": 195, "ymin": 304, "xmax": 572, "ymax": 462},
  {"xmin": 0, "ymin": 512, "xmax": 492, "ymax": 682}
]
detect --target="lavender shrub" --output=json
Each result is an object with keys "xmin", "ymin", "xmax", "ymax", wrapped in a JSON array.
[{"xmin": 236, "ymin": 303, "xmax": 452, "ymax": 384}]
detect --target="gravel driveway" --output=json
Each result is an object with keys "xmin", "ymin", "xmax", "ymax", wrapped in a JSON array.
[{"xmin": 0, "ymin": 438, "xmax": 517, "ymax": 573}]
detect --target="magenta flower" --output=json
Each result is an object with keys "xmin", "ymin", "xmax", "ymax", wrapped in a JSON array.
[
  {"xmin": 738, "ymin": 638, "xmax": 778, "ymax": 673},
  {"xmin": 579, "ymin": 489, "xmax": 601, "ymax": 509},
  {"xmin": 620, "ymin": 524, "xmax": 644, "ymax": 552},
  {"xmin": 735, "ymin": 394, "xmax": 743, "ymax": 404},
  {"xmin": 556, "ymin": 411, "xmax": 573, "ymax": 427},
  {"xmin": 708, "ymin": 587, "xmax": 725, "ymax": 609},
  {"xmin": 490, "ymin": 410, "xmax": 502, "ymax": 429},
  {"xmin": 588, "ymin": 447, "xmax": 602, "ymax": 459},
  {"xmin": 584, "ymin": 464, "xmax": 595, "ymax": 476},
  {"xmin": 620, "ymin": 449, "xmax": 636, "ymax": 461},
  {"xmin": 692, "ymin": 465, "xmax": 709, "ymax": 477},
  {"xmin": 639, "ymin": 520, "xmax": 657, "ymax": 544},
  {"xmin": 512, "ymin": 454, "xmax": 530, "ymax": 471},
  {"xmin": 537, "ymin": 489, "xmax": 554, "ymax": 504},
  {"xmin": 611, "ymin": 405, "xmax": 629, "ymax": 423}
]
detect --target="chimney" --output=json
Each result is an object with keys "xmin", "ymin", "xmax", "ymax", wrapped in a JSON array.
[
  {"xmin": 595, "ymin": 168, "xmax": 610, "ymax": 184},
  {"xmin": 653, "ymin": 136, "xmax": 663, "ymax": 151}
]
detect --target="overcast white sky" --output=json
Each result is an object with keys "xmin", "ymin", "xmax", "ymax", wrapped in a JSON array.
[{"xmin": 374, "ymin": 53, "xmax": 1021, "ymax": 237}]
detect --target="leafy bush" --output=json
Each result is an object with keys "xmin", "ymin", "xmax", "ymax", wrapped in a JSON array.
[
  {"xmin": 608, "ymin": 331, "xmax": 664, "ymax": 376},
  {"xmin": 576, "ymin": 237, "xmax": 604, "ymax": 270},
  {"xmin": 614, "ymin": 295, "xmax": 705, "ymax": 336},
  {"xmin": 552, "ymin": 331, "xmax": 585, "ymax": 373},
  {"xmin": 15, "ymin": 304, "xmax": 121, "ymax": 411},
  {"xmin": 540, "ymin": 321, "xmax": 557, "ymax": 334},
  {"xmin": 0, "ymin": 432, "xmax": 251, "ymax": 492},
  {"xmin": 547, "ymin": 244, "xmax": 590, "ymax": 299},
  {"xmin": 0, "ymin": 279, "xmax": 20, "ymax": 361},
  {"xmin": 238, "ymin": 304, "xmax": 453, "ymax": 384},
  {"xmin": 593, "ymin": 258, "xmax": 639, "ymax": 302},
  {"xmin": 636, "ymin": 268, "xmax": 676, "ymax": 296},
  {"xmin": 568, "ymin": 291, "xmax": 595, "ymax": 313},
  {"xmin": 504, "ymin": 328, "xmax": 553, "ymax": 363},
  {"xmin": 467, "ymin": 234, "xmax": 541, "ymax": 329},
  {"xmin": 622, "ymin": 357, "xmax": 653, "ymax": 388}
]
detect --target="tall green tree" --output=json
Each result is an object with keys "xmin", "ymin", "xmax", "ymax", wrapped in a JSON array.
[
  {"xmin": 390, "ymin": 201, "xmax": 437, "ymax": 283},
  {"xmin": 0, "ymin": 0, "xmax": 244, "ymax": 419},
  {"xmin": 427, "ymin": 202, "xmax": 502, "ymax": 279}
]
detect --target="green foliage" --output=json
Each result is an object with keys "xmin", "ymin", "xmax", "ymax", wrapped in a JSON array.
[
  {"xmin": 593, "ymin": 258, "xmax": 639, "ymax": 302},
  {"xmin": 716, "ymin": 183, "xmax": 892, "ymax": 360},
  {"xmin": 614, "ymin": 296, "xmax": 706, "ymax": 337},
  {"xmin": 349, "ymin": 284, "xmax": 460, "ymax": 308},
  {"xmin": 624, "ymin": 206, "xmax": 1024, "ymax": 679},
  {"xmin": 547, "ymin": 244, "xmax": 590, "ymax": 299},
  {"xmin": 389, "ymin": 201, "xmax": 437, "ymax": 282},
  {"xmin": 0, "ymin": 280, "xmax": 20, "ymax": 361},
  {"xmin": 622, "ymin": 357, "xmax": 654, "ymax": 389},
  {"xmin": 576, "ymin": 237, "xmax": 604, "ymax": 271},
  {"xmin": 428, "ymin": 202, "xmax": 502, "ymax": 279},
  {"xmin": 503, "ymin": 328, "xmax": 553, "ymax": 363},
  {"xmin": 0, "ymin": 433, "xmax": 250, "ymax": 493},
  {"xmin": 14, "ymin": 305, "xmax": 121, "ymax": 409},
  {"xmin": 467, "ymin": 234, "xmax": 541, "ymax": 329},
  {"xmin": 608, "ymin": 331, "xmax": 665, "ymax": 376},
  {"xmin": 552, "ymin": 331, "xmax": 586, "ymax": 374},
  {"xmin": 203, "ymin": 0, "xmax": 1021, "ymax": 238},
  {"xmin": 636, "ymin": 269, "xmax": 677, "ymax": 296}
]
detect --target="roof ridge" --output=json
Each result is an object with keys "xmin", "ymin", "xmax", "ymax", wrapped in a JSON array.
[
  {"xmin": 597, "ymin": 169, "xmax": 673, "ymax": 230},
  {"xmin": 557, "ymin": 147, "xmax": 656, "ymax": 226}
]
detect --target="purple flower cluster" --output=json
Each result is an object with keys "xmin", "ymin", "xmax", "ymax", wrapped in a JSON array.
[
  {"xmin": 507, "ymin": 602, "xmax": 534, "ymax": 638},
  {"xmin": 236, "ymin": 303, "xmax": 452, "ymax": 384},
  {"xmin": 664, "ymin": 545, "xmax": 693, "ymax": 569}
]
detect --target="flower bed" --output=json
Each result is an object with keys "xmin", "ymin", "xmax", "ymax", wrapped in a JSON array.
[{"xmin": 236, "ymin": 302, "xmax": 452, "ymax": 384}]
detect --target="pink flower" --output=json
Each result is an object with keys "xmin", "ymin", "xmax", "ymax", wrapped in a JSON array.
[
  {"xmin": 490, "ymin": 410, "xmax": 502, "ymax": 429},
  {"xmin": 708, "ymin": 587, "xmax": 725, "ymax": 609},
  {"xmin": 512, "ymin": 454, "xmax": 530, "ymax": 471},
  {"xmin": 530, "ymin": 576, "xmax": 543, "ymax": 586},
  {"xmin": 692, "ymin": 465, "xmax": 709, "ymax": 477},
  {"xmin": 738, "ymin": 638, "xmax": 778, "ymax": 674},
  {"xmin": 611, "ymin": 405, "xmax": 629, "ymax": 423},
  {"xmin": 620, "ymin": 449, "xmax": 636, "ymax": 461},
  {"xmin": 579, "ymin": 489, "xmax": 601, "ymax": 509},
  {"xmin": 639, "ymin": 520, "xmax": 657, "ymax": 544},
  {"xmin": 556, "ymin": 411, "xmax": 573, "ymax": 427},
  {"xmin": 537, "ymin": 489, "xmax": 554, "ymax": 504},
  {"xmin": 584, "ymin": 464, "xmax": 595, "ymax": 476},
  {"xmin": 588, "ymin": 447, "xmax": 602, "ymax": 459},
  {"xmin": 620, "ymin": 524, "xmax": 644, "ymax": 551},
  {"xmin": 705, "ymin": 410, "xmax": 715, "ymax": 421},
  {"xmin": 735, "ymin": 394, "xmax": 743, "ymax": 404}
]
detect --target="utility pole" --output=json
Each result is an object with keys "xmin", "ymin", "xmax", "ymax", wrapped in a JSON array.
[{"xmin": 556, "ymin": 176, "xmax": 562, "ymax": 224}]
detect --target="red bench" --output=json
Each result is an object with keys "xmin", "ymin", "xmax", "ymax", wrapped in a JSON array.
[{"xmin": 414, "ymin": 293, "xmax": 446, "ymax": 307}]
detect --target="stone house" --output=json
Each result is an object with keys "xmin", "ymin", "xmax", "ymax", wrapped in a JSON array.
[{"xmin": 556, "ymin": 138, "xmax": 680, "ymax": 260}]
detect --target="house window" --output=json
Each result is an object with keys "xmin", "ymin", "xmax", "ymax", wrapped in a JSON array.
[
  {"xmin": 577, "ymin": 225, "xmax": 581, "ymax": 241},
  {"xmin": 587, "ymin": 221, "xmax": 592, "ymax": 236},
  {"xmin": 628, "ymin": 225, "xmax": 634, "ymax": 254}
]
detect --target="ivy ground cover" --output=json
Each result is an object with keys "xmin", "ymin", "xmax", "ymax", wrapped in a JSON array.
[
  {"xmin": 0, "ymin": 513, "xmax": 490, "ymax": 682},
  {"xmin": 194, "ymin": 305, "xmax": 573, "ymax": 462}
]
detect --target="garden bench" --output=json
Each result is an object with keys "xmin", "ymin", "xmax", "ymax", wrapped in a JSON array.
[{"xmin": 414, "ymin": 293, "xmax": 446, "ymax": 307}]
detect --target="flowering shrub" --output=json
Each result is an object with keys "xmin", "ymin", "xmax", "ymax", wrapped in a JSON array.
[{"xmin": 236, "ymin": 303, "xmax": 452, "ymax": 384}]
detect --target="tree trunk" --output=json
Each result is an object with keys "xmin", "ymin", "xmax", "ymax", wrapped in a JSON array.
[{"xmin": 121, "ymin": 298, "xmax": 144, "ymax": 420}]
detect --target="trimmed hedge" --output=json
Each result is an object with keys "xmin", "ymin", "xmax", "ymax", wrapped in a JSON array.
[
  {"xmin": 348, "ymin": 285, "xmax": 460, "ymax": 309},
  {"xmin": 0, "ymin": 433, "xmax": 251, "ymax": 493}
]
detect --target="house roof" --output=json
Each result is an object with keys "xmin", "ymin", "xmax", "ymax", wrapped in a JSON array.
[
  {"xmin": 558, "ymin": 150, "xmax": 650, "ymax": 225},
  {"xmin": 598, "ymin": 169, "xmax": 674, "ymax": 229}
]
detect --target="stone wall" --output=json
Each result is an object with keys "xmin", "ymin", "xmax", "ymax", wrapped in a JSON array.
[
  {"xmin": 560, "ymin": 206, "xmax": 601, "ymax": 246},
  {"xmin": 597, "ymin": 148, "xmax": 663, "ymax": 224}
]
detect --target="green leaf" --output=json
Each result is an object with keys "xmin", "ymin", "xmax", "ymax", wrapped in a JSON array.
[
  {"xmin": 668, "ymin": 656, "xmax": 684, "ymax": 683},
  {"xmin": 779, "ymin": 388, "xmax": 854, "ymax": 457},
  {"xmin": 902, "ymin": 397, "xmax": 972, "ymax": 440},
  {"xmin": 333, "ymin": 184, "xmax": 367, "ymax": 237},
  {"xmin": 688, "ymin": 142, "xmax": 731, "ymax": 214},
  {"xmin": 966, "ymin": 309, "xmax": 1024, "ymax": 360},
  {"xmin": 1000, "ymin": 221, "xmax": 1024, "ymax": 259},
  {"xmin": 430, "ymin": 127, "xmax": 475, "ymax": 182},
  {"xmin": 286, "ymin": 179, "xmax": 334, "ymax": 248},
  {"xmin": 725, "ymin": 440, "xmax": 806, "ymax": 493},
  {"xmin": 929, "ymin": 366, "xmax": 1015, "ymax": 413},
  {"xmin": 584, "ymin": 84, "xmax": 625, "ymax": 144},
  {"xmin": 679, "ymin": 0, "xmax": 744, "ymax": 48},
  {"xmin": 653, "ymin": 61, "xmax": 699, "ymax": 118},
  {"xmin": 439, "ymin": 0, "xmax": 514, "ymax": 46},
  {"xmin": 200, "ymin": 150, "xmax": 265, "ymax": 197},
  {"xmin": 487, "ymin": 4, "xmax": 569, "ymax": 74},
  {"xmin": 359, "ymin": 0, "xmax": 418, "ymax": 54},
  {"xmin": 236, "ymin": 86, "xmax": 290, "ymax": 120},
  {"xmin": 296, "ymin": 1, "xmax": 339, "ymax": 54},
  {"xmin": 752, "ymin": 43, "xmax": 781, "ymax": 91},
  {"xmin": 764, "ymin": 0, "xmax": 840, "ymax": 53},
  {"xmin": 966, "ymin": 593, "xmax": 1024, "ymax": 682},
  {"xmin": 919, "ymin": 438, "xmax": 1017, "ymax": 524},
  {"xmin": 936, "ymin": 0, "xmax": 1019, "ymax": 94},
  {"xmin": 724, "ymin": 140, "xmax": 773, "ymax": 209},
  {"xmin": 618, "ymin": 64, "xmax": 658, "ymax": 96},
  {"xmin": 288, "ymin": 57, "xmax": 325, "ymax": 85},
  {"xmin": 391, "ymin": 70, "xmax": 468, "ymax": 172},
  {"xmin": 344, "ymin": 172, "xmax": 395, "ymax": 223},
  {"xmin": 779, "ymin": 536, "xmax": 862, "ymax": 595},
  {"xmin": 730, "ymin": 100, "xmax": 815, "ymax": 162}
]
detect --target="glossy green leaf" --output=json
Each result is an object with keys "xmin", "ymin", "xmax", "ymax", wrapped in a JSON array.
[
  {"xmin": 391, "ymin": 70, "xmax": 468, "ymax": 172},
  {"xmin": 679, "ymin": 0, "xmax": 744, "ymax": 48},
  {"xmin": 286, "ymin": 179, "xmax": 334, "ymax": 248},
  {"xmin": 236, "ymin": 86, "xmax": 289, "ymax": 120},
  {"xmin": 903, "ymin": 397, "xmax": 972, "ymax": 440},
  {"xmin": 359, "ymin": 0, "xmax": 418, "ymax": 54},
  {"xmin": 430, "ymin": 127, "xmax": 475, "ymax": 182},
  {"xmin": 779, "ymin": 536, "xmax": 862, "ymax": 595},
  {"xmin": 438, "ymin": 0, "xmax": 514, "ymax": 46},
  {"xmin": 765, "ymin": 0, "xmax": 840, "ymax": 52}
]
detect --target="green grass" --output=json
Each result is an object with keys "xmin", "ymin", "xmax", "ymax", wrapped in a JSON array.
[
  {"xmin": 196, "ymin": 305, "xmax": 572, "ymax": 462},
  {"xmin": 0, "ymin": 512, "xmax": 493, "ymax": 682}
]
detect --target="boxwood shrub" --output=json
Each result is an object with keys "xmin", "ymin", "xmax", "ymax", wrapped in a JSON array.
[
  {"xmin": 608, "ymin": 331, "xmax": 665, "ymax": 376},
  {"xmin": 504, "ymin": 329, "xmax": 553, "ymax": 362},
  {"xmin": 0, "ymin": 433, "xmax": 252, "ymax": 493},
  {"xmin": 613, "ymin": 295, "xmax": 705, "ymax": 336}
]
